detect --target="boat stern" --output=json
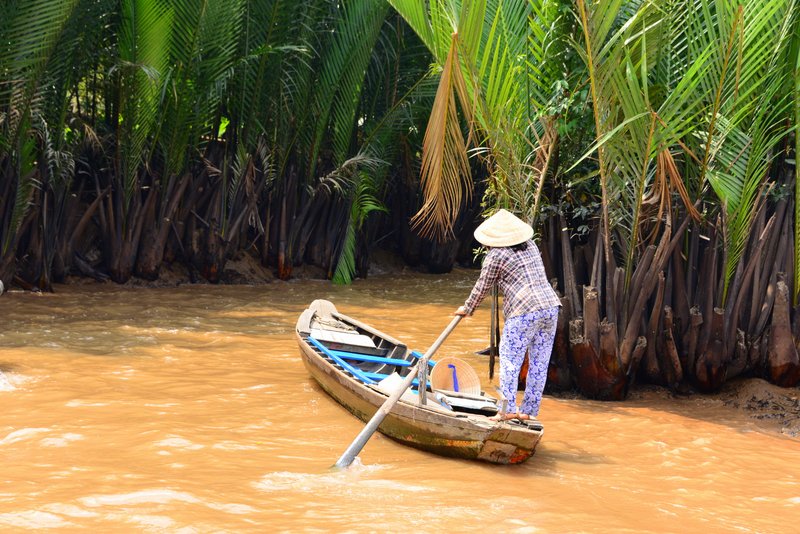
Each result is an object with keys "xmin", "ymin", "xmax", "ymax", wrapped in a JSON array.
[{"xmin": 477, "ymin": 422, "xmax": 544, "ymax": 464}]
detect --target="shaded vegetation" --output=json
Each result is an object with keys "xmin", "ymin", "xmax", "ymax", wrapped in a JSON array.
[
  {"xmin": 390, "ymin": 0, "xmax": 800, "ymax": 393},
  {"xmin": 0, "ymin": 0, "xmax": 455, "ymax": 291}
]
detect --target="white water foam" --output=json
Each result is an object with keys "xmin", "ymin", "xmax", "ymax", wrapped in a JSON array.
[
  {"xmin": 79, "ymin": 489, "xmax": 200, "ymax": 507},
  {"xmin": 40, "ymin": 433, "xmax": 85, "ymax": 447},
  {"xmin": 0, "ymin": 510, "xmax": 74, "ymax": 529},
  {"xmin": 0, "ymin": 427, "xmax": 51, "ymax": 445},
  {"xmin": 254, "ymin": 461, "xmax": 432, "ymax": 497},
  {"xmin": 0, "ymin": 371, "xmax": 14, "ymax": 391}
]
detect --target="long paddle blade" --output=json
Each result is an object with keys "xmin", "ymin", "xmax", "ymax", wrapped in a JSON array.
[{"xmin": 333, "ymin": 314, "xmax": 462, "ymax": 469}]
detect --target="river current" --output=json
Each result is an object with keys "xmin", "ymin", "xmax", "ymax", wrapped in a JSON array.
[{"xmin": 0, "ymin": 270, "xmax": 798, "ymax": 532}]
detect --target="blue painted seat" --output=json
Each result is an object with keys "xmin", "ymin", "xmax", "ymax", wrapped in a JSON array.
[
  {"xmin": 327, "ymin": 348, "xmax": 412, "ymax": 367},
  {"xmin": 307, "ymin": 336, "xmax": 377, "ymax": 384},
  {"xmin": 410, "ymin": 350, "xmax": 436, "ymax": 366},
  {"xmin": 307, "ymin": 336, "xmax": 438, "ymax": 388}
]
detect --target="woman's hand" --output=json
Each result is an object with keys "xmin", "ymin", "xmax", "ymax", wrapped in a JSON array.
[{"xmin": 454, "ymin": 306, "xmax": 469, "ymax": 317}]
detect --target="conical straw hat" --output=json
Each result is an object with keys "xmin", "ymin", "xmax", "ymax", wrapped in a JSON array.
[
  {"xmin": 429, "ymin": 357, "xmax": 482, "ymax": 395},
  {"xmin": 473, "ymin": 209, "xmax": 533, "ymax": 247}
]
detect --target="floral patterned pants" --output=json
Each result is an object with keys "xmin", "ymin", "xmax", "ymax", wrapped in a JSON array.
[{"xmin": 499, "ymin": 306, "xmax": 559, "ymax": 416}]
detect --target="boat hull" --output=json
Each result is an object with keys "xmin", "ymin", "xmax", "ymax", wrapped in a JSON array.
[{"xmin": 297, "ymin": 331, "xmax": 543, "ymax": 464}]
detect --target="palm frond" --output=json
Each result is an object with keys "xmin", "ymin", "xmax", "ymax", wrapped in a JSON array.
[
  {"xmin": 117, "ymin": 0, "xmax": 172, "ymax": 203},
  {"xmin": 157, "ymin": 0, "xmax": 243, "ymax": 177},
  {"xmin": 411, "ymin": 31, "xmax": 473, "ymax": 240},
  {"xmin": 307, "ymin": 0, "xmax": 389, "ymax": 175},
  {"xmin": 332, "ymin": 171, "xmax": 388, "ymax": 285},
  {"xmin": 0, "ymin": 0, "xmax": 81, "ymax": 143},
  {"xmin": 707, "ymin": 95, "xmax": 793, "ymax": 301},
  {"xmin": 331, "ymin": 215, "xmax": 358, "ymax": 285},
  {"xmin": 387, "ymin": 0, "xmax": 436, "ymax": 53},
  {"xmin": 3, "ymin": 131, "xmax": 37, "ymax": 255},
  {"xmin": 314, "ymin": 152, "xmax": 385, "ymax": 197},
  {"xmin": 390, "ymin": 0, "xmax": 568, "ymax": 233}
]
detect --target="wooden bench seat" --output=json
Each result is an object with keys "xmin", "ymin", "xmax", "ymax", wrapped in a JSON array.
[{"xmin": 327, "ymin": 348, "xmax": 412, "ymax": 367}]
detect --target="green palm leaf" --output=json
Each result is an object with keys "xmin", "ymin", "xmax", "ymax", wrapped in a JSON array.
[
  {"xmin": 307, "ymin": 0, "xmax": 389, "ymax": 176},
  {"xmin": 0, "ymin": 0, "xmax": 82, "ymax": 146},
  {"xmin": 158, "ymin": 0, "xmax": 243, "ymax": 178},
  {"xmin": 332, "ymin": 171, "xmax": 388, "ymax": 285},
  {"xmin": 116, "ymin": 0, "xmax": 172, "ymax": 204},
  {"xmin": 2, "ymin": 132, "xmax": 36, "ymax": 255}
]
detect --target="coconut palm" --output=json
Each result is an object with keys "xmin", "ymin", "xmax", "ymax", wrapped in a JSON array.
[{"xmin": 389, "ymin": 0, "xmax": 568, "ymax": 237}]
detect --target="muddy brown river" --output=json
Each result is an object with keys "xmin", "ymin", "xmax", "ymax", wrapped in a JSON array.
[{"xmin": 1, "ymin": 270, "xmax": 798, "ymax": 532}]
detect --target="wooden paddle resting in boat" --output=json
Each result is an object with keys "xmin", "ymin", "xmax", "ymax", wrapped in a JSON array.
[{"xmin": 295, "ymin": 299, "xmax": 544, "ymax": 464}]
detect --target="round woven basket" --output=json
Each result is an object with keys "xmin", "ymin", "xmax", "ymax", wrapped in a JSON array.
[{"xmin": 429, "ymin": 357, "xmax": 482, "ymax": 395}]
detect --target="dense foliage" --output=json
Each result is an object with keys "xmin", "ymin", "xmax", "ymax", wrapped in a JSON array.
[
  {"xmin": 0, "ymin": 0, "xmax": 439, "ymax": 289},
  {"xmin": 392, "ymin": 0, "xmax": 800, "ymax": 393}
]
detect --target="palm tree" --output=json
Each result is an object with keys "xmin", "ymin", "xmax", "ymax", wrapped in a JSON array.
[
  {"xmin": 0, "ymin": 0, "xmax": 431, "ymax": 289},
  {"xmin": 0, "ymin": 0, "xmax": 95, "ymax": 288},
  {"xmin": 391, "ymin": 0, "xmax": 800, "ymax": 393}
]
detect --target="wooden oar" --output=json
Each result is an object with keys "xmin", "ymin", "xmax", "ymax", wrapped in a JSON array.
[
  {"xmin": 334, "ymin": 314, "xmax": 462, "ymax": 469},
  {"xmin": 489, "ymin": 284, "xmax": 499, "ymax": 379}
]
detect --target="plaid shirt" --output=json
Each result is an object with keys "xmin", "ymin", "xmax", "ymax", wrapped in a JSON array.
[{"xmin": 463, "ymin": 240, "xmax": 561, "ymax": 319}]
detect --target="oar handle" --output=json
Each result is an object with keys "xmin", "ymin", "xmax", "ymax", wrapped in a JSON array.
[
  {"xmin": 334, "ymin": 315, "xmax": 462, "ymax": 469},
  {"xmin": 416, "ymin": 315, "xmax": 462, "ymax": 405},
  {"xmin": 419, "ymin": 314, "xmax": 463, "ymax": 361},
  {"xmin": 489, "ymin": 284, "xmax": 498, "ymax": 379}
]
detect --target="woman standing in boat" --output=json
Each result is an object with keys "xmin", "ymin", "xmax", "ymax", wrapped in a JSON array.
[{"xmin": 455, "ymin": 209, "xmax": 561, "ymax": 421}]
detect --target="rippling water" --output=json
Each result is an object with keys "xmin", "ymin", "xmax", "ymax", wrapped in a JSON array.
[{"xmin": 0, "ymin": 270, "xmax": 798, "ymax": 532}]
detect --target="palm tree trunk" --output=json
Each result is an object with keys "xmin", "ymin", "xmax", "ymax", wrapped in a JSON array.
[
  {"xmin": 660, "ymin": 306, "xmax": 684, "ymax": 389},
  {"xmin": 695, "ymin": 307, "xmax": 727, "ymax": 392},
  {"xmin": 136, "ymin": 174, "xmax": 191, "ymax": 280},
  {"xmin": 547, "ymin": 296, "xmax": 572, "ymax": 391},
  {"xmin": 768, "ymin": 274, "xmax": 800, "ymax": 387}
]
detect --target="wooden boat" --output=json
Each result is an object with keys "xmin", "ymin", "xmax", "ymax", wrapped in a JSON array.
[{"xmin": 295, "ymin": 299, "xmax": 544, "ymax": 464}]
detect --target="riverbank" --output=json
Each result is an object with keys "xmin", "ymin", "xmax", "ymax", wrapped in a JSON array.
[
  {"xmin": 625, "ymin": 380, "xmax": 800, "ymax": 438},
  {"xmin": 57, "ymin": 249, "xmax": 411, "ymax": 288},
  {"xmin": 544, "ymin": 378, "xmax": 799, "ymax": 439}
]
